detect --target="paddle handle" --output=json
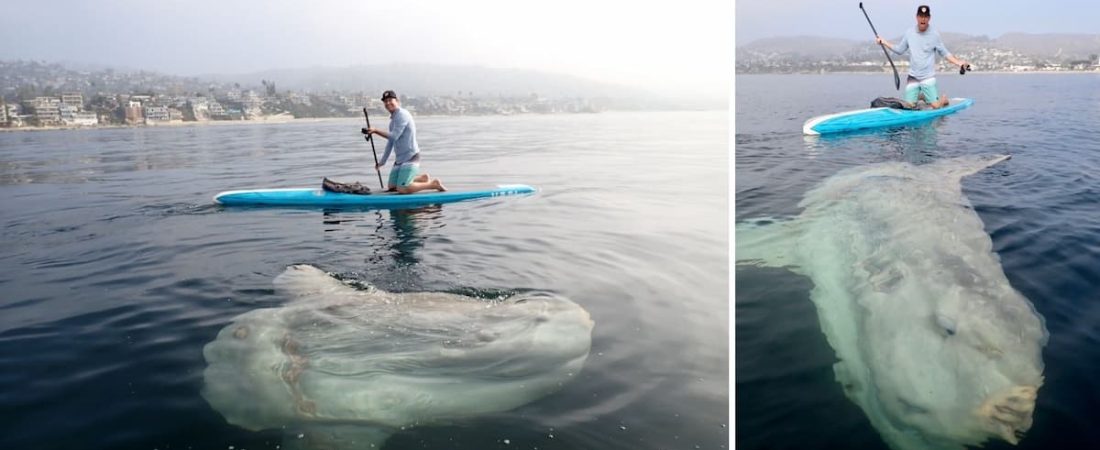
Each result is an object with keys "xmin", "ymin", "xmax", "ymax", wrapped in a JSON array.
[
  {"xmin": 363, "ymin": 107, "xmax": 384, "ymax": 190},
  {"xmin": 860, "ymin": 2, "xmax": 901, "ymax": 90},
  {"xmin": 859, "ymin": 2, "xmax": 881, "ymax": 36}
]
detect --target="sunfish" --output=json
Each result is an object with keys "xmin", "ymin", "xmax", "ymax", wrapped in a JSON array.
[
  {"xmin": 202, "ymin": 264, "xmax": 594, "ymax": 449},
  {"xmin": 737, "ymin": 155, "xmax": 1046, "ymax": 450}
]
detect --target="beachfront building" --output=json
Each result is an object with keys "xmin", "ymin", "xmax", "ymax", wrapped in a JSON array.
[
  {"xmin": 125, "ymin": 101, "xmax": 144, "ymax": 124},
  {"xmin": 31, "ymin": 97, "xmax": 62, "ymax": 125},
  {"xmin": 4, "ymin": 103, "xmax": 25, "ymax": 127},
  {"xmin": 187, "ymin": 97, "xmax": 210, "ymax": 121},
  {"xmin": 61, "ymin": 93, "xmax": 84, "ymax": 110},
  {"xmin": 144, "ymin": 105, "xmax": 170, "ymax": 123},
  {"xmin": 75, "ymin": 113, "xmax": 98, "ymax": 126},
  {"xmin": 63, "ymin": 110, "xmax": 99, "ymax": 126},
  {"xmin": 59, "ymin": 103, "xmax": 78, "ymax": 123},
  {"xmin": 208, "ymin": 101, "xmax": 227, "ymax": 119},
  {"xmin": 242, "ymin": 90, "xmax": 264, "ymax": 119}
]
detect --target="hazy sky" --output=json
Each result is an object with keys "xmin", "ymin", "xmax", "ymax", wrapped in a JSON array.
[
  {"xmin": 737, "ymin": 0, "xmax": 1100, "ymax": 44},
  {"xmin": 2, "ymin": 0, "xmax": 732, "ymax": 99}
]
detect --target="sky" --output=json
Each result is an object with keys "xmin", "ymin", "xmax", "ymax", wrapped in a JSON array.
[
  {"xmin": 1, "ymin": 0, "xmax": 733, "ymax": 99},
  {"xmin": 736, "ymin": 0, "xmax": 1100, "ymax": 44}
]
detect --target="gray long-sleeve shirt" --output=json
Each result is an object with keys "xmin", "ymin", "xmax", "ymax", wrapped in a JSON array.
[
  {"xmin": 887, "ymin": 27, "xmax": 952, "ymax": 80},
  {"xmin": 378, "ymin": 107, "xmax": 420, "ymax": 166}
]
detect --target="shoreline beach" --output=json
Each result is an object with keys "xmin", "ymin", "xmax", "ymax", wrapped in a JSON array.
[{"xmin": 0, "ymin": 115, "xmax": 344, "ymax": 133}]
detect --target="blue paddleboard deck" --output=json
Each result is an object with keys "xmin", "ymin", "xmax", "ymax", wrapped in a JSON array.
[
  {"xmin": 214, "ymin": 184, "xmax": 536, "ymax": 207},
  {"xmin": 803, "ymin": 98, "xmax": 973, "ymax": 135}
]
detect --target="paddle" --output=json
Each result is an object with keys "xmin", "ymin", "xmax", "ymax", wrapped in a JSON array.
[
  {"xmin": 362, "ymin": 107, "xmax": 384, "ymax": 190},
  {"xmin": 860, "ymin": 2, "xmax": 901, "ymax": 90}
]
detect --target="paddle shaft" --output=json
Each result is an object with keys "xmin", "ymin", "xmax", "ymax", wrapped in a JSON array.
[
  {"xmin": 362, "ymin": 107, "xmax": 385, "ymax": 189},
  {"xmin": 859, "ymin": 2, "xmax": 901, "ymax": 90}
]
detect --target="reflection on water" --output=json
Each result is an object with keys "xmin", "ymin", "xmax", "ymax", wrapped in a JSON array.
[{"xmin": 321, "ymin": 205, "xmax": 444, "ymax": 268}]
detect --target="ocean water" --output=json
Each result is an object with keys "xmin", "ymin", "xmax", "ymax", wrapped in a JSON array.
[
  {"xmin": 736, "ymin": 73, "xmax": 1100, "ymax": 449},
  {"xmin": 0, "ymin": 111, "xmax": 729, "ymax": 450}
]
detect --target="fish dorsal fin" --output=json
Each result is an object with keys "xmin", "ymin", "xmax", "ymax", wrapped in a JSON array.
[
  {"xmin": 735, "ymin": 217, "xmax": 801, "ymax": 272},
  {"xmin": 273, "ymin": 265, "xmax": 383, "ymax": 305},
  {"xmin": 927, "ymin": 154, "xmax": 1011, "ymax": 182}
]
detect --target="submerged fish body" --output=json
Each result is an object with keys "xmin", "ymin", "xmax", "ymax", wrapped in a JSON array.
[
  {"xmin": 203, "ymin": 265, "xmax": 594, "ymax": 449},
  {"xmin": 737, "ymin": 155, "xmax": 1046, "ymax": 449}
]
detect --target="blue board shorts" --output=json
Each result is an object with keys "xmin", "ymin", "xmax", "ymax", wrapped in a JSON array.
[
  {"xmin": 904, "ymin": 76, "xmax": 940, "ymax": 104},
  {"xmin": 388, "ymin": 163, "xmax": 420, "ymax": 187}
]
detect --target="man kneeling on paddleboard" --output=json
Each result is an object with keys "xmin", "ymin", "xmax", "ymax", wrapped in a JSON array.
[
  {"xmin": 362, "ymin": 90, "xmax": 447, "ymax": 194},
  {"xmin": 875, "ymin": 5, "xmax": 970, "ymax": 110}
]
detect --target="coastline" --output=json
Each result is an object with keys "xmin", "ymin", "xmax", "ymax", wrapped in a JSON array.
[
  {"xmin": 0, "ymin": 109, "xmax": 722, "ymax": 133},
  {"xmin": 0, "ymin": 115, "xmax": 344, "ymax": 133}
]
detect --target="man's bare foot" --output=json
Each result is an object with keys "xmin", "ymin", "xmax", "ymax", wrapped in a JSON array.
[
  {"xmin": 929, "ymin": 95, "xmax": 950, "ymax": 109},
  {"xmin": 432, "ymin": 179, "xmax": 447, "ymax": 192}
]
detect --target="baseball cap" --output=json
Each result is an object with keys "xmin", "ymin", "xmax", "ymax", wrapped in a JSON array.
[
  {"xmin": 917, "ymin": 5, "xmax": 930, "ymax": 16},
  {"xmin": 381, "ymin": 90, "xmax": 398, "ymax": 101}
]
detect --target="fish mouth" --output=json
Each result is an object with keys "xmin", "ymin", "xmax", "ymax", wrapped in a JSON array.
[{"xmin": 975, "ymin": 385, "xmax": 1039, "ymax": 445}]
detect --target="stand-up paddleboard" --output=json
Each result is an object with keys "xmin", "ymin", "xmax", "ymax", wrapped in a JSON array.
[
  {"xmin": 803, "ymin": 98, "xmax": 973, "ymax": 135},
  {"xmin": 214, "ymin": 184, "xmax": 536, "ymax": 208}
]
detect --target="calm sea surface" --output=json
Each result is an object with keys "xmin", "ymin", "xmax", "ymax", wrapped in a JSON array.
[
  {"xmin": 736, "ymin": 73, "xmax": 1100, "ymax": 449},
  {"xmin": 0, "ymin": 111, "xmax": 729, "ymax": 450}
]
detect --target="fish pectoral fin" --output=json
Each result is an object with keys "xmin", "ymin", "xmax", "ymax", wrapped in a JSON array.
[
  {"xmin": 735, "ymin": 217, "xmax": 801, "ymax": 271},
  {"xmin": 832, "ymin": 362, "xmax": 861, "ymax": 397},
  {"xmin": 929, "ymin": 154, "xmax": 1012, "ymax": 182}
]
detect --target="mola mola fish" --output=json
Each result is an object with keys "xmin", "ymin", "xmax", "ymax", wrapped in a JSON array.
[
  {"xmin": 202, "ymin": 264, "xmax": 594, "ymax": 449},
  {"xmin": 737, "ymin": 155, "xmax": 1047, "ymax": 450}
]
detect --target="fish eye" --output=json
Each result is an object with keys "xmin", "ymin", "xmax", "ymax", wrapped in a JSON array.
[{"xmin": 934, "ymin": 314, "xmax": 957, "ymax": 337}]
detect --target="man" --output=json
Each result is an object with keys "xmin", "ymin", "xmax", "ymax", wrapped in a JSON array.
[
  {"xmin": 362, "ymin": 90, "xmax": 446, "ymax": 193},
  {"xmin": 875, "ymin": 5, "xmax": 969, "ymax": 109}
]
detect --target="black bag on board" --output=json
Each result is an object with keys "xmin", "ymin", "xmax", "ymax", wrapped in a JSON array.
[
  {"xmin": 870, "ymin": 97, "xmax": 918, "ymax": 110},
  {"xmin": 322, "ymin": 177, "xmax": 372, "ymax": 195}
]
